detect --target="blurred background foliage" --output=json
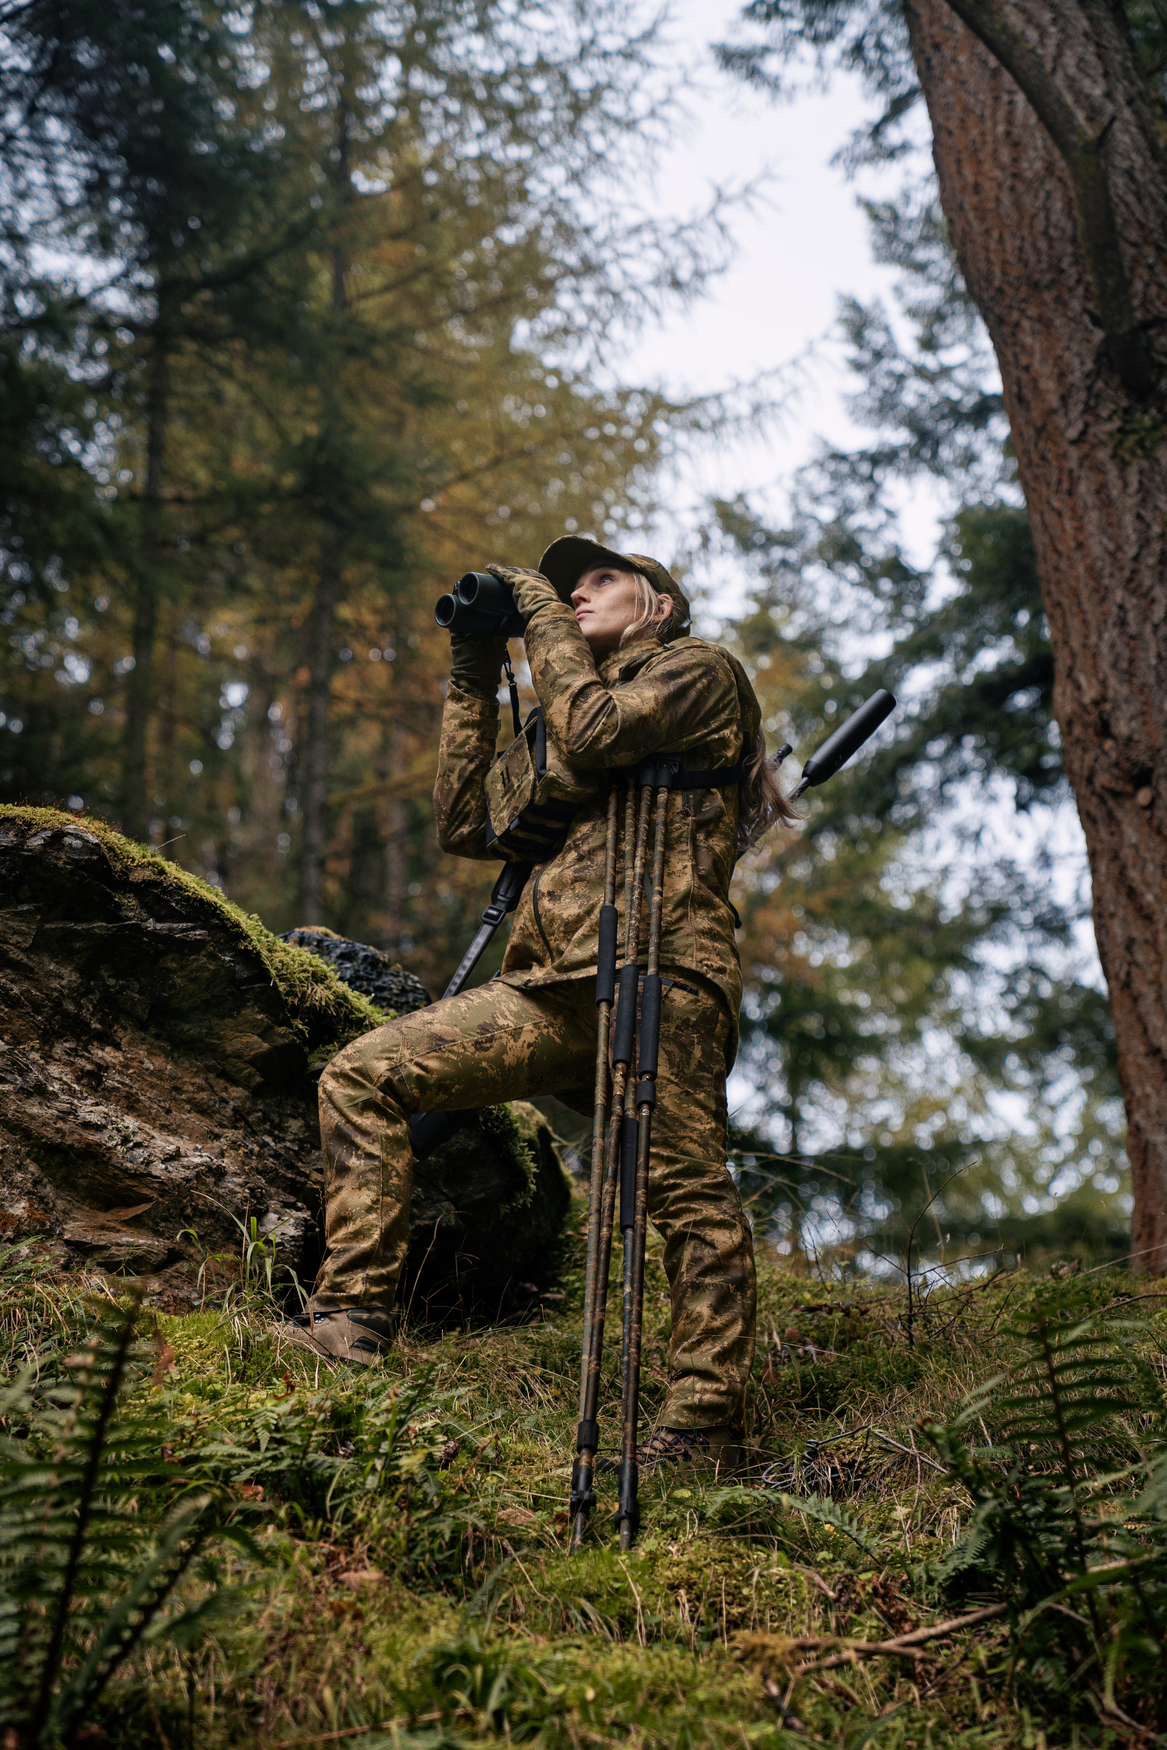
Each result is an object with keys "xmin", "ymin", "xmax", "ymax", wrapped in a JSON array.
[{"xmin": 0, "ymin": 0, "xmax": 1132, "ymax": 1277}]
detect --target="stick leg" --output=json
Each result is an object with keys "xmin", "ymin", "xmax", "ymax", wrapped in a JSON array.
[
  {"xmin": 571, "ymin": 786, "xmax": 620, "ymax": 1547},
  {"xmin": 617, "ymin": 781, "xmax": 669, "ymax": 1550},
  {"xmin": 572, "ymin": 780, "xmax": 652, "ymax": 1549}
]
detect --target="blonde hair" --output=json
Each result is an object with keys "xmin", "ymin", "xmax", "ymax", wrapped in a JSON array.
[
  {"xmin": 738, "ymin": 726, "xmax": 800, "ymax": 852},
  {"xmin": 619, "ymin": 570, "xmax": 677, "ymax": 646},
  {"xmin": 613, "ymin": 569, "xmax": 798, "ymax": 848}
]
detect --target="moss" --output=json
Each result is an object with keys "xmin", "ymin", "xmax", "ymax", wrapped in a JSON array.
[
  {"xmin": 1109, "ymin": 405, "xmax": 1167, "ymax": 463},
  {"xmin": 4, "ymin": 1239, "xmax": 1166, "ymax": 1747},
  {"xmin": 405, "ymin": 1100, "xmax": 572, "ymax": 1309},
  {"xmin": 0, "ymin": 803, "xmax": 386, "ymax": 1047},
  {"xmin": 5, "ymin": 833, "xmax": 1162, "ymax": 1743}
]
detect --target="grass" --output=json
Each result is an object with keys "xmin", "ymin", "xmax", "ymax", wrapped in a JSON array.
[{"xmin": 2, "ymin": 1208, "xmax": 1165, "ymax": 1748}]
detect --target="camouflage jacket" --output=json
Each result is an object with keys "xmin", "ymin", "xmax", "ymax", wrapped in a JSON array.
[{"xmin": 434, "ymin": 597, "xmax": 761, "ymax": 1061}]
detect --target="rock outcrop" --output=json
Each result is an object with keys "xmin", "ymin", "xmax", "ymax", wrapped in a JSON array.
[
  {"xmin": 0, "ymin": 807, "xmax": 570, "ymax": 1315},
  {"xmin": 280, "ymin": 927, "xmax": 432, "ymax": 1017}
]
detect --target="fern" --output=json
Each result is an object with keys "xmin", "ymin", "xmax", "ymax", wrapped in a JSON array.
[
  {"xmin": 0, "ymin": 1300, "xmax": 256, "ymax": 1747},
  {"xmin": 923, "ymin": 1292, "xmax": 1167, "ymax": 1730},
  {"xmin": 773, "ymin": 1491, "xmax": 879, "ymax": 1560}
]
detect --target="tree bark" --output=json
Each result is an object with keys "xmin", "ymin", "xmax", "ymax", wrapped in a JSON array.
[
  {"xmin": 902, "ymin": 0, "xmax": 1167, "ymax": 1269},
  {"xmin": 297, "ymin": 96, "xmax": 352, "ymax": 926}
]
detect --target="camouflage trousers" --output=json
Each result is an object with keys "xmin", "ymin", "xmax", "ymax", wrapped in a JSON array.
[{"xmin": 314, "ymin": 975, "xmax": 756, "ymax": 1433}]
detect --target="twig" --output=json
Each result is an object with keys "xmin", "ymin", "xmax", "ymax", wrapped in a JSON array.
[
  {"xmin": 762, "ymin": 1602, "xmax": 1009, "ymax": 1677},
  {"xmin": 789, "ymin": 1563, "xmax": 838, "ymax": 1601},
  {"xmin": 869, "ymin": 1428, "xmax": 946, "ymax": 1474},
  {"xmin": 903, "ymin": 1167, "xmax": 965, "ymax": 1348},
  {"xmin": 618, "ymin": 1557, "xmax": 647, "ymax": 1647},
  {"xmin": 272, "ymin": 1716, "xmax": 437, "ymax": 1747}
]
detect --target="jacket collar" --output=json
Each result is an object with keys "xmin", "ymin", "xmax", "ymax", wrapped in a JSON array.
[{"xmin": 598, "ymin": 636, "xmax": 666, "ymax": 686}]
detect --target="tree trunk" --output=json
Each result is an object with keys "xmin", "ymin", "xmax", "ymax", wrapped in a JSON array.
[
  {"xmin": 121, "ymin": 312, "xmax": 169, "ymax": 842},
  {"xmin": 157, "ymin": 607, "xmax": 179, "ymax": 856},
  {"xmin": 297, "ymin": 558, "xmax": 338, "ymax": 924},
  {"xmin": 902, "ymin": 0, "xmax": 1167, "ymax": 1269},
  {"xmin": 297, "ymin": 99, "xmax": 353, "ymax": 926},
  {"xmin": 383, "ymin": 770, "xmax": 409, "ymax": 955},
  {"xmin": 381, "ymin": 648, "xmax": 409, "ymax": 954}
]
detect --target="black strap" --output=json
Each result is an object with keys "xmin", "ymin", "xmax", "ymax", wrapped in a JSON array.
[
  {"xmin": 502, "ymin": 708, "xmax": 742, "ymax": 792},
  {"xmin": 616, "ymin": 753, "xmax": 743, "ymax": 790},
  {"xmin": 535, "ymin": 706, "xmax": 548, "ymax": 779},
  {"xmin": 501, "ymin": 649, "xmax": 522, "ymax": 740},
  {"xmin": 675, "ymin": 759, "xmax": 743, "ymax": 788}
]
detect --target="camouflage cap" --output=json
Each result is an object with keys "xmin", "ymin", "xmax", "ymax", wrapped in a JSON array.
[{"xmin": 538, "ymin": 535, "xmax": 691, "ymax": 638}]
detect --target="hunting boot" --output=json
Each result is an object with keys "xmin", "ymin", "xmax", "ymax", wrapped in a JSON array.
[
  {"xmin": 597, "ymin": 1426, "xmax": 744, "ymax": 1481},
  {"xmin": 281, "ymin": 1303, "xmax": 395, "ymax": 1366}
]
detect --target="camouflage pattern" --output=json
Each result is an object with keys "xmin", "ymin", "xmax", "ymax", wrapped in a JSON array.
[
  {"xmin": 313, "ymin": 593, "xmax": 764, "ymax": 1429},
  {"xmin": 435, "ymin": 611, "xmax": 762, "ymax": 1063},
  {"xmin": 449, "ymin": 630, "xmax": 510, "ymax": 701},
  {"xmin": 314, "ymin": 973, "xmax": 755, "ymax": 1430}
]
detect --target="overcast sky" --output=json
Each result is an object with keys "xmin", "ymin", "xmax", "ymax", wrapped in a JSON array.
[
  {"xmin": 616, "ymin": 6, "xmax": 1098, "ymax": 984},
  {"xmin": 615, "ymin": 0, "xmax": 943, "ymax": 613}
]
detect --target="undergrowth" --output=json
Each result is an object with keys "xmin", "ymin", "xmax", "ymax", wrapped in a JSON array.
[{"xmin": 1, "ymin": 1223, "xmax": 1165, "ymax": 1749}]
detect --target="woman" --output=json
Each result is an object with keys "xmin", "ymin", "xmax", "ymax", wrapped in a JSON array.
[{"xmin": 289, "ymin": 536, "xmax": 794, "ymax": 1474}]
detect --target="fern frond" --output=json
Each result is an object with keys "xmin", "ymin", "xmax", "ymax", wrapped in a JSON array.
[
  {"xmin": 0, "ymin": 1299, "xmax": 252, "ymax": 1744},
  {"xmin": 775, "ymin": 1491, "xmax": 879, "ymax": 1559},
  {"xmin": 923, "ymin": 1297, "xmax": 1167, "ymax": 1719}
]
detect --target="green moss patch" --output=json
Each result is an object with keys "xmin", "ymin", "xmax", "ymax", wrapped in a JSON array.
[
  {"xmin": 2, "ymin": 999, "xmax": 1164, "ymax": 1748},
  {"xmin": 0, "ymin": 803, "xmax": 384, "ymax": 1047}
]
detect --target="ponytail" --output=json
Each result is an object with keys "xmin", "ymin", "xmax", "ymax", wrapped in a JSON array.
[
  {"xmin": 738, "ymin": 726, "xmax": 799, "ymax": 853},
  {"xmin": 619, "ymin": 571, "xmax": 677, "ymax": 646}
]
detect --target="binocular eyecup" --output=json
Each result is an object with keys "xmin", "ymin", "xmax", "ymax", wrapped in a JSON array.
[{"xmin": 435, "ymin": 571, "xmax": 528, "ymax": 639}]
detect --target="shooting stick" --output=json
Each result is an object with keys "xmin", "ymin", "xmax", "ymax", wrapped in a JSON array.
[
  {"xmin": 617, "ymin": 773, "xmax": 669, "ymax": 1548},
  {"xmin": 573, "ymin": 784, "xmax": 621, "ymax": 1522},
  {"xmin": 567, "ymin": 688, "xmax": 897, "ymax": 1548},
  {"xmin": 439, "ymin": 859, "xmax": 530, "ymax": 1001},
  {"xmin": 571, "ymin": 775, "xmax": 653, "ymax": 1550}
]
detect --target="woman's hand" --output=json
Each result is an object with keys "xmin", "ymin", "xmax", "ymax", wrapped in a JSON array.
[
  {"xmin": 449, "ymin": 632, "xmax": 509, "ymax": 701},
  {"xmin": 487, "ymin": 563, "xmax": 560, "ymax": 621}
]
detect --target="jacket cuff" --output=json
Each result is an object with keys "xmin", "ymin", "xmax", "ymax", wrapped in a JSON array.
[
  {"xmin": 446, "ymin": 678, "xmax": 502, "ymax": 716},
  {"xmin": 524, "ymin": 597, "xmax": 587, "ymax": 659}
]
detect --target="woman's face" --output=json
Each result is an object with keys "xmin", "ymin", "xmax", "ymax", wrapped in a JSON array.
[{"xmin": 570, "ymin": 564, "xmax": 643, "ymax": 656}]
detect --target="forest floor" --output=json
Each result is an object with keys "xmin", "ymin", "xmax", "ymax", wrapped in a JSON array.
[{"xmin": 2, "ymin": 1199, "xmax": 1166, "ymax": 1749}]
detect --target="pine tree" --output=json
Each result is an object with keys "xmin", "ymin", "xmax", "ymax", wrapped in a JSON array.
[
  {"xmin": 1, "ymin": 0, "xmax": 737, "ymax": 996},
  {"xmin": 703, "ymin": 40, "xmax": 1134, "ymax": 1264},
  {"xmin": 0, "ymin": 0, "xmax": 295, "ymax": 837},
  {"xmin": 721, "ymin": 4, "xmax": 1167, "ymax": 1269}
]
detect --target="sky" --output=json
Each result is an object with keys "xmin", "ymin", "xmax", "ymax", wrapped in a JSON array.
[
  {"xmin": 613, "ymin": 0, "xmax": 944, "ymax": 614},
  {"xmin": 614, "ymin": 2, "xmax": 1101, "ymax": 992}
]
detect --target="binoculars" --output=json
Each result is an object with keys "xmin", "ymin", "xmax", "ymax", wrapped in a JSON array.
[{"xmin": 434, "ymin": 571, "xmax": 527, "ymax": 639}]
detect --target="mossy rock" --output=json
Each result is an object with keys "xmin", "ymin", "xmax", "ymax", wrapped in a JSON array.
[
  {"xmin": 0, "ymin": 806, "xmax": 572, "ymax": 1315},
  {"xmin": 406, "ymin": 1102, "xmax": 572, "ymax": 1314},
  {"xmin": 280, "ymin": 927, "xmax": 432, "ymax": 1018}
]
